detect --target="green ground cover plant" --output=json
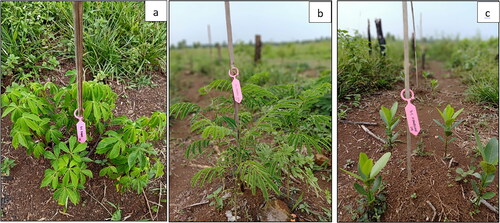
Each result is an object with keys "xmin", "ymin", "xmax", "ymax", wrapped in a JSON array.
[
  {"xmin": 1, "ymin": 1, "xmax": 166, "ymax": 84},
  {"xmin": 2, "ymin": 80, "xmax": 166, "ymax": 210},
  {"xmin": 169, "ymin": 71, "xmax": 332, "ymax": 211}
]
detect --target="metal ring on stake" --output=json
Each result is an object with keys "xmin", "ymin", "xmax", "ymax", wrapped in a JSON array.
[
  {"xmin": 228, "ymin": 67, "xmax": 239, "ymax": 78},
  {"xmin": 74, "ymin": 108, "xmax": 84, "ymax": 120},
  {"xmin": 400, "ymin": 89, "xmax": 415, "ymax": 102}
]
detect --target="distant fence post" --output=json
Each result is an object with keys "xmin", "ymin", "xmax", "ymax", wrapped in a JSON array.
[
  {"xmin": 368, "ymin": 19, "xmax": 372, "ymax": 55},
  {"xmin": 375, "ymin": 19, "xmax": 386, "ymax": 56},
  {"xmin": 216, "ymin": 43, "xmax": 222, "ymax": 62},
  {"xmin": 254, "ymin": 34, "xmax": 262, "ymax": 63},
  {"xmin": 207, "ymin": 24, "xmax": 212, "ymax": 60}
]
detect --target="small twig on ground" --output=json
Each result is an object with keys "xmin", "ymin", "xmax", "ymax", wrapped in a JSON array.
[
  {"xmin": 339, "ymin": 120, "xmax": 378, "ymax": 126},
  {"xmin": 155, "ymin": 182, "xmax": 163, "ymax": 220},
  {"xmin": 102, "ymin": 183, "xmax": 107, "ymax": 203},
  {"xmin": 448, "ymin": 158, "xmax": 454, "ymax": 168},
  {"xmin": 83, "ymin": 189, "xmax": 112, "ymax": 215},
  {"xmin": 360, "ymin": 125, "xmax": 386, "ymax": 144},
  {"xmin": 143, "ymin": 190, "xmax": 155, "ymax": 221},
  {"xmin": 181, "ymin": 200, "xmax": 210, "ymax": 210},
  {"xmin": 480, "ymin": 199, "xmax": 499, "ymax": 214},
  {"xmin": 189, "ymin": 163, "xmax": 213, "ymax": 169},
  {"xmin": 50, "ymin": 210, "xmax": 58, "ymax": 220},
  {"xmin": 460, "ymin": 185, "xmax": 466, "ymax": 200},
  {"xmin": 58, "ymin": 211, "xmax": 74, "ymax": 217},
  {"xmin": 282, "ymin": 168, "xmax": 301, "ymax": 184},
  {"xmin": 426, "ymin": 200, "xmax": 436, "ymax": 222}
]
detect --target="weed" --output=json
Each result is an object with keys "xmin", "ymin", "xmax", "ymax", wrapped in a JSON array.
[
  {"xmin": 207, "ymin": 186, "xmax": 227, "ymax": 211},
  {"xmin": 410, "ymin": 193, "xmax": 417, "ymax": 199},
  {"xmin": 1, "ymin": 157, "xmax": 15, "ymax": 176},
  {"xmin": 430, "ymin": 79, "xmax": 439, "ymax": 92},
  {"xmin": 422, "ymin": 71, "xmax": 432, "ymax": 79},
  {"xmin": 455, "ymin": 166, "xmax": 476, "ymax": 182},
  {"xmin": 107, "ymin": 202, "xmax": 122, "ymax": 221},
  {"xmin": 379, "ymin": 102, "xmax": 400, "ymax": 149},
  {"xmin": 414, "ymin": 138, "xmax": 431, "ymax": 156},
  {"xmin": 433, "ymin": 104, "xmax": 464, "ymax": 158}
]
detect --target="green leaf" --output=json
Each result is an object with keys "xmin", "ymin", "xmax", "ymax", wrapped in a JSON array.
[
  {"xmin": 67, "ymin": 188, "xmax": 80, "ymax": 205},
  {"xmin": 128, "ymin": 150, "xmax": 139, "ymax": 168},
  {"xmin": 109, "ymin": 143, "xmax": 121, "ymax": 159},
  {"xmin": 482, "ymin": 138, "xmax": 499, "ymax": 165},
  {"xmin": 340, "ymin": 168, "xmax": 363, "ymax": 181},
  {"xmin": 354, "ymin": 183, "xmax": 367, "ymax": 195},
  {"xmin": 73, "ymin": 143, "xmax": 87, "ymax": 153},
  {"xmin": 360, "ymin": 159, "xmax": 373, "ymax": 178},
  {"xmin": 82, "ymin": 169, "xmax": 93, "ymax": 178},
  {"xmin": 370, "ymin": 152, "xmax": 391, "ymax": 178},
  {"xmin": 70, "ymin": 171, "xmax": 79, "ymax": 188},
  {"xmin": 371, "ymin": 176, "xmax": 382, "ymax": 192},
  {"xmin": 390, "ymin": 102, "xmax": 398, "ymax": 117},
  {"xmin": 482, "ymin": 192, "xmax": 496, "ymax": 200}
]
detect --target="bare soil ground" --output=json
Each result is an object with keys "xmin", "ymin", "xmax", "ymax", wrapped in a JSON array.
[
  {"xmin": 168, "ymin": 71, "xmax": 332, "ymax": 222},
  {"xmin": 1, "ymin": 62, "xmax": 167, "ymax": 221},
  {"xmin": 338, "ymin": 61, "xmax": 499, "ymax": 222}
]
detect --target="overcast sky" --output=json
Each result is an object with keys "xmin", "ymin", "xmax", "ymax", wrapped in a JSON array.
[
  {"xmin": 170, "ymin": 1, "xmax": 332, "ymax": 45},
  {"xmin": 339, "ymin": 1, "xmax": 498, "ymax": 39}
]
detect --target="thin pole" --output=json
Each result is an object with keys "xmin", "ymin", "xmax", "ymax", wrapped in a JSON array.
[
  {"xmin": 207, "ymin": 24, "xmax": 212, "ymax": 60},
  {"xmin": 402, "ymin": 1, "xmax": 412, "ymax": 182},
  {"xmin": 410, "ymin": 1, "xmax": 418, "ymax": 88},
  {"xmin": 224, "ymin": 1, "xmax": 240, "ymax": 142},
  {"xmin": 73, "ymin": 1, "xmax": 84, "ymax": 117}
]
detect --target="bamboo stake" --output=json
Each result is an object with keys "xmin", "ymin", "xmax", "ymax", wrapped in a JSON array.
[
  {"xmin": 402, "ymin": 1, "xmax": 412, "ymax": 182},
  {"xmin": 410, "ymin": 1, "xmax": 418, "ymax": 88},
  {"xmin": 73, "ymin": 2, "xmax": 84, "ymax": 117},
  {"xmin": 224, "ymin": 1, "xmax": 240, "ymax": 143}
]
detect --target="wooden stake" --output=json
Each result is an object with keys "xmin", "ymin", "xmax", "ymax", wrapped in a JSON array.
[
  {"xmin": 374, "ymin": 19, "xmax": 386, "ymax": 56},
  {"xmin": 224, "ymin": 1, "xmax": 240, "ymax": 142},
  {"xmin": 367, "ymin": 19, "xmax": 372, "ymax": 55},
  {"xmin": 73, "ymin": 1, "xmax": 84, "ymax": 117},
  {"xmin": 207, "ymin": 24, "xmax": 212, "ymax": 60},
  {"xmin": 410, "ymin": 1, "xmax": 418, "ymax": 88},
  {"xmin": 254, "ymin": 34, "xmax": 262, "ymax": 63},
  {"xmin": 402, "ymin": 1, "xmax": 412, "ymax": 182}
]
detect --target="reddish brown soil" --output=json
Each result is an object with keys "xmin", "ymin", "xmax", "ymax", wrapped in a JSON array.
[
  {"xmin": 1, "ymin": 63, "xmax": 167, "ymax": 221},
  {"xmin": 169, "ymin": 71, "xmax": 332, "ymax": 221},
  {"xmin": 338, "ymin": 61, "xmax": 499, "ymax": 222}
]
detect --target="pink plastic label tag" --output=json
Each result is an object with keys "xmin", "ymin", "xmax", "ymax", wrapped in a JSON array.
[
  {"xmin": 228, "ymin": 67, "xmax": 243, "ymax": 103},
  {"xmin": 74, "ymin": 109, "xmax": 87, "ymax": 143},
  {"xmin": 400, "ymin": 89, "xmax": 420, "ymax": 136}
]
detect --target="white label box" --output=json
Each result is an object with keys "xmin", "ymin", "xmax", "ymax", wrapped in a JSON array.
[
  {"xmin": 477, "ymin": 1, "xmax": 499, "ymax": 23},
  {"xmin": 145, "ymin": 1, "xmax": 167, "ymax": 22},
  {"xmin": 309, "ymin": 1, "xmax": 332, "ymax": 23}
]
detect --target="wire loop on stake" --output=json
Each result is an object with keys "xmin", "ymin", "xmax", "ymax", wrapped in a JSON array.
[{"xmin": 228, "ymin": 67, "xmax": 239, "ymax": 78}]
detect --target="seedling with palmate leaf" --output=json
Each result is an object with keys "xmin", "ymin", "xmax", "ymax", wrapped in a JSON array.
[
  {"xmin": 379, "ymin": 102, "xmax": 400, "ymax": 149},
  {"xmin": 341, "ymin": 152, "xmax": 391, "ymax": 221},
  {"xmin": 433, "ymin": 104, "xmax": 464, "ymax": 158},
  {"xmin": 471, "ymin": 134, "xmax": 498, "ymax": 209}
]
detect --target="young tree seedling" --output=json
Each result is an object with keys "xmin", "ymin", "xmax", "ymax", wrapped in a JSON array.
[
  {"xmin": 433, "ymin": 104, "xmax": 464, "ymax": 159},
  {"xmin": 341, "ymin": 152, "xmax": 391, "ymax": 221},
  {"xmin": 379, "ymin": 102, "xmax": 400, "ymax": 149}
]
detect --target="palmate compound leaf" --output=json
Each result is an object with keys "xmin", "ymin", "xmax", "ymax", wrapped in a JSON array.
[{"xmin": 169, "ymin": 102, "xmax": 200, "ymax": 120}]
